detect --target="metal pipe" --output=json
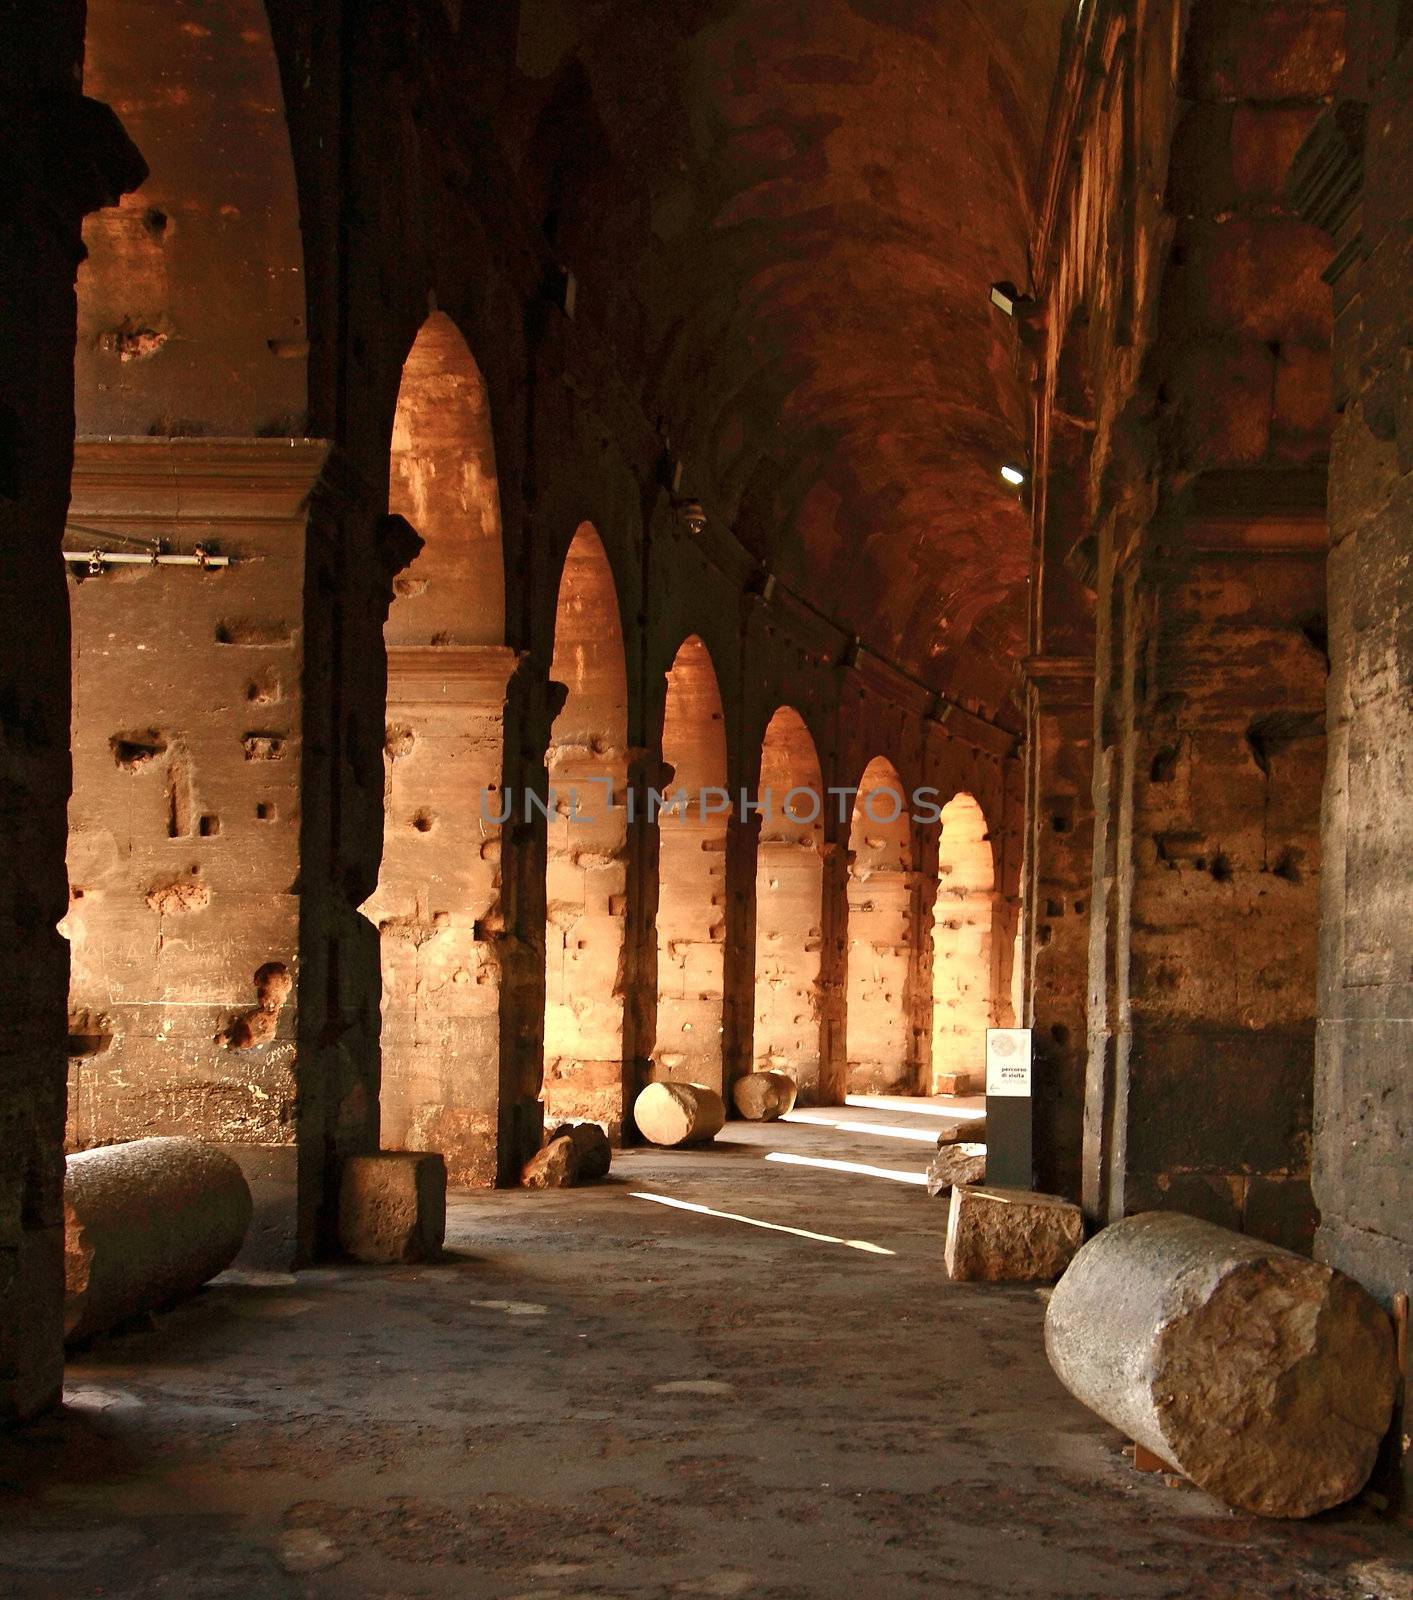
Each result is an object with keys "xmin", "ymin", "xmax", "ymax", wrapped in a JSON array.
[{"xmin": 62, "ymin": 549, "xmax": 231, "ymax": 570}]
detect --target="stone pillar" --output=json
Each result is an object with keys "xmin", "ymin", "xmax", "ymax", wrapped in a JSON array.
[
  {"xmin": 63, "ymin": 438, "xmax": 339, "ymax": 1260},
  {"xmin": 0, "ymin": 41, "xmax": 145, "ymax": 1421},
  {"xmin": 1290, "ymin": 13, "xmax": 1413, "ymax": 1321},
  {"xmin": 1084, "ymin": 473, "xmax": 1327, "ymax": 1250},
  {"xmin": 495, "ymin": 660, "xmax": 553, "ymax": 1184},
  {"xmin": 1021, "ymin": 656, "xmax": 1093, "ymax": 1200},
  {"xmin": 364, "ymin": 643, "xmax": 519, "ymax": 1186}
]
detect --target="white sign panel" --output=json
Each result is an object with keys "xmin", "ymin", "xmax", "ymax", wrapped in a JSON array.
[{"xmin": 986, "ymin": 1028, "xmax": 1033, "ymax": 1098}]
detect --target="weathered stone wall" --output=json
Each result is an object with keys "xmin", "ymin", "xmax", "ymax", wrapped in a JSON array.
[
  {"xmin": 64, "ymin": 441, "xmax": 324, "ymax": 1160},
  {"xmin": 1028, "ymin": 0, "xmax": 1340, "ymax": 1242},
  {"xmin": 1294, "ymin": 1, "xmax": 1413, "ymax": 1334}
]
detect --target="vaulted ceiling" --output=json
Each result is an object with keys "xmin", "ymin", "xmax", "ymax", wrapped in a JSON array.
[{"xmin": 504, "ymin": 0, "xmax": 1069, "ymax": 720}]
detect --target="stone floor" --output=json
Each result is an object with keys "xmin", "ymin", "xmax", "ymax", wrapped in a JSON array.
[{"xmin": 3, "ymin": 1098, "xmax": 1410, "ymax": 1600}]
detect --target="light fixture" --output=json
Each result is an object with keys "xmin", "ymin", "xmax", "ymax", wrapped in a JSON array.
[
  {"xmin": 676, "ymin": 497, "xmax": 706, "ymax": 537},
  {"xmin": 990, "ymin": 280, "xmax": 1034, "ymax": 318},
  {"xmin": 1000, "ymin": 463, "xmax": 1026, "ymax": 487}
]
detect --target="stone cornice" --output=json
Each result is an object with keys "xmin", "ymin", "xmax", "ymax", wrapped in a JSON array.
[
  {"xmin": 1023, "ymin": 653, "xmax": 1095, "ymax": 701},
  {"xmin": 1155, "ymin": 467, "xmax": 1329, "ymax": 555},
  {"xmin": 69, "ymin": 437, "xmax": 335, "ymax": 527},
  {"xmin": 386, "ymin": 644, "xmax": 522, "ymax": 705}
]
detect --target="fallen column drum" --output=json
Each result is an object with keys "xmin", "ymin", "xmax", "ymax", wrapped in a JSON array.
[
  {"xmin": 65, "ymin": 1137, "xmax": 253, "ymax": 1342},
  {"xmin": 633, "ymin": 1082, "xmax": 726, "ymax": 1147},
  {"xmin": 1044, "ymin": 1211, "xmax": 1397, "ymax": 1518}
]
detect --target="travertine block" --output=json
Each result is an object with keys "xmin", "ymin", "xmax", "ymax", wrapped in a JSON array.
[
  {"xmin": 944, "ymin": 1185, "xmax": 1082, "ymax": 1282},
  {"xmin": 545, "ymin": 1121, "xmax": 612, "ymax": 1181},
  {"xmin": 338, "ymin": 1152, "xmax": 445, "ymax": 1264},
  {"xmin": 926, "ymin": 1143, "xmax": 987, "ymax": 1196}
]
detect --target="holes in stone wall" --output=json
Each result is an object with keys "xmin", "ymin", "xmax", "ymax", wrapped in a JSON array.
[
  {"xmin": 1272, "ymin": 847, "xmax": 1304, "ymax": 884},
  {"xmin": 216, "ymin": 960, "xmax": 292, "ymax": 1050},
  {"xmin": 241, "ymin": 733, "xmax": 286, "ymax": 761},
  {"xmin": 214, "ymin": 620, "xmax": 291, "ymax": 646},
  {"xmin": 111, "ymin": 729, "xmax": 168, "ymax": 769},
  {"xmin": 166, "ymin": 748, "xmax": 195, "ymax": 838}
]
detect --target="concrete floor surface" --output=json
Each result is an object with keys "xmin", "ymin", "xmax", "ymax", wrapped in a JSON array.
[{"xmin": 3, "ymin": 1101, "xmax": 1410, "ymax": 1599}]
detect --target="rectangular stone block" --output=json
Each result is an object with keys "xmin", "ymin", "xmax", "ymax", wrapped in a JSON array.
[
  {"xmin": 338, "ymin": 1152, "xmax": 446, "ymax": 1265},
  {"xmin": 944, "ymin": 1185, "xmax": 1084, "ymax": 1282},
  {"xmin": 935, "ymin": 1072, "xmax": 977, "ymax": 1096}
]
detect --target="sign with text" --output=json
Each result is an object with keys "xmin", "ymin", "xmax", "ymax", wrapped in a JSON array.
[{"xmin": 985, "ymin": 1028, "xmax": 1033, "ymax": 1098}]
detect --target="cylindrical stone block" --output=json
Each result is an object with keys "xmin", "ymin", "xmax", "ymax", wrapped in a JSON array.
[
  {"xmin": 64, "ymin": 1137, "xmax": 252, "ymax": 1343},
  {"xmin": 731, "ymin": 1070, "xmax": 798, "ymax": 1122},
  {"xmin": 1045, "ymin": 1212, "xmax": 1398, "ymax": 1518},
  {"xmin": 633, "ymin": 1082, "xmax": 726, "ymax": 1147}
]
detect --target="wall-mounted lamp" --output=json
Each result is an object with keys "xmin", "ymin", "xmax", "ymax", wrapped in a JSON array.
[
  {"xmin": 676, "ymin": 498, "xmax": 707, "ymax": 537},
  {"xmin": 1000, "ymin": 463, "xmax": 1026, "ymax": 488}
]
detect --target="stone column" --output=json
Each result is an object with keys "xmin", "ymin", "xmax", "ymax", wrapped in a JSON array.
[
  {"xmin": 365, "ymin": 643, "xmax": 519, "ymax": 1187},
  {"xmin": 1021, "ymin": 655, "xmax": 1093, "ymax": 1200},
  {"xmin": 1290, "ymin": 19, "xmax": 1413, "ymax": 1320},
  {"xmin": 1084, "ymin": 472, "xmax": 1327, "ymax": 1251},
  {"xmin": 0, "ymin": 47, "xmax": 144, "ymax": 1421}
]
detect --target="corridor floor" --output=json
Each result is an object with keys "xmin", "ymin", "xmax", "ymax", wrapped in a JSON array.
[{"xmin": 3, "ymin": 1100, "xmax": 1409, "ymax": 1600}]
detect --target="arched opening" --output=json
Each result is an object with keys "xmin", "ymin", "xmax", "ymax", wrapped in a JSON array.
[
  {"xmin": 64, "ymin": 2, "xmax": 317, "ymax": 1183},
  {"xmin": 364, "ymin": 311, "xmax": 511, "ymax": 1189},
  {"xmin": 752, "ymin": 707, "xmax": 824, "ymax": 1100},
  {"xmin": 845, "ymin": 757, "xmax": 914, "ymax": 1095},
  {"xmin": 543, "ymin": 526, "xmax": 629, "ymax": 1135},
  {"xmin": 76, "ymin": 0, "xmax": 307, "ymax": 437},
  {"xmin": 931, "ymin": 793, "xmax": 996, "ymax": 1093},
  {"xmin": 654, "ymin": 636, "xmax": 728, "ymax": 1095}
]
